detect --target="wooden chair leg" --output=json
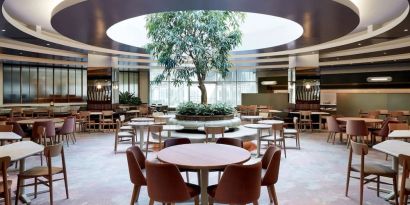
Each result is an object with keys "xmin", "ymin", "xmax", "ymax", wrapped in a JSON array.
[
  {"xmin": 267, "ymin": 186, "xmax": 273, "ymax": 203},
  {"xmin": 130, "ymin": 185, "xmax": 141, "ymax": 204},
  {"xmin": 393, "ymin": 175, "xmax": 399, "ymax": 205},
  {"xmin": 359, "ymin": 174, "xmax": 364, "ymax": 205},
  {"xmin": 114, "ymin": 135, "xmax": 118, "ymax": 154},
  {"xmin": 208, "ymin": 197, "xmax": 214, "ymax": 205},
  {"xmin": 194, "ymin": 196, "xmax": 199, "ymax": 205},
  {"xmin": 149, "ymin": 199, "xmax": 154, "ymax": 205},
  {"xmin": 282, "ymin": 139, "xmax": 287, "ymax": 158},
  {"xmin": 49, "ymin": 176, "xmax": 54, "ymax": 205},
  {"xmin": 185, "ymin": 171, "xmax": 190, "ymax": 183},
  {"xmin": 64, "ymin": 171, "xmax": 69, "ymax": 199},
  {"xmin": 253, "ymin": 200, "xmax": 259, "ymax": 205},
  {"xmin": 34, "ymin": 177, "xmax": 38, "ymax": 198},
  {"xmin": 376, "ymin": 176, "xmax": 380, "ymax": 197},
  {"xmin": 270, "ymin": 185, "xmax": 278, "ymax": 205},
  {"xmin": 345, "ymin": 170, "xmax": 350, "ymax": 197},
  {"xmin": 14, "ymin": 177, "xmax": 20, "ymax": 205}
]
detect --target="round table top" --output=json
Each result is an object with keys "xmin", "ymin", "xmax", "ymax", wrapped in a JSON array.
[
  {"xmin": 197, "ymin": 126, "xmax": 229, "ymax": 132},
  {"xmin": 241, "ymin": 115, "xmax": 262, "ymax": 119},
  {"xmin": 336, "ymin": 117, "xmax": 383, "ymax": 123},
  {"xmin": 154, "ymin": 115, "xmax": 175, "ymax": 119},
  {"xmin": 258, "ymin": 120, "xmax": 284, "ymax": 125},
  {"xmin": 290, "ymin": 111, "xmax": 330, "ymax": 115},
  {"xmin": 127, "ymin": 121, "xmax": 155, "ymax": 126},
  {"xmin": 269, "ymin": 110, "xmax": 282, "ymax": 113},
  {"xmin": 131, "ymin": 118, "xmax": 155, "ymax": 122},
  {"xmin": 157, "ymin": 144, "xmax": 251, "ymax": 169},
  {"xmin": 126, "ymin": 110, "xmax": 140, "ymax": 113},
  {"xmin": 162, "ymin": 125, "xmax": 184, "ymax": 131},
  {"xmin": 17, "ymin": 118, "xmax": 64, "ymax": 124},
  {"xmin": 244, "ymin": 123, "xmax": 272, "ymax": 129},
  {"xmin": 89, "ymin": 112, "xmax": 103, "ymax": 115}
]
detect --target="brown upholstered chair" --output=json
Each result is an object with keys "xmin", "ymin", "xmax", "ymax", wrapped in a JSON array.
[
  {"xmin": 32, "ymin": 121, "xmax": 56, "ymax": 145},
  {"xmin": 0, "ymin": 156, "xmax": 12, "ymax": 205},
  {"xmin": 126, "ymin": 146, "xmax": 147, "ymax": 204},
  {"xmin": 326, "ymin": 116, "xmax": 346, "ymax": 144},
  {"xmin": 56, "ymin": 117, "xmax": 76, "ymax": 146},
  {"xmin": 15, "ymin": 143, "xmax": 69, "ymax": 205},
  {"xmin": 216, "ymin": 138, "xmax": 243, "ymax": 148},
  {"xmin": 389, "ymin": 111, "xmax": 405, "ymax": 122},
  {"xmin": 207, "ymin": 162, "xmax": 262, "ymax": 205},
  {"xmin": 163, "ymin": 138, "xmax": 191, "ymax": 148},
  {"xmin": 145, "ymin": 160, "xmax": 200, "ymax": 205},
  {"xmin": 346, "ymin": 120, "xmax": 369, "ymax": 148},
  {"xmin": 399, "ymin": 154, "xmax": 410, "ymax": 205},
  {"xmin": 345, "ymin": 141, "xmax": 398, "ymax": 205},
  {"xmin": 204, "ymin": 126, "xmax": 225, "ymax": 143},
  {"xmin": 261, "ymin": 123, "xmax": 287, "ymax": 158},
  {"xmin": 370, "ymin": 118, "xmax": 398, "ymax": 144},
  {"xmin": 145, "ymin": 124, "xmax": 163, "ymax": 157},
  {"xmin": 6, "ymin": 121, "xmax": 28, "ymax": 138},
  {"xmin": 261, "ymin": 146, "xmax": 281, "ymax": 205},
  {"xmin": 114, "ymin": 119, "xmax": 135, "ymax": 154}
]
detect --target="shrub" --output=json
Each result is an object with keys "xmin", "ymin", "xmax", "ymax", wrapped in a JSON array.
[
  {"xmin": 119, "ymin": 91, "xmax": 142, "ymax": 105},
  {"xmin": 177, "ymin": 102, "xmax": 234, "ymax": 116}
]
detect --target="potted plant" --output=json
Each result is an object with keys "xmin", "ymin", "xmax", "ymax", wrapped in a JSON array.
[
  {"xmin": 119, "ymin": 91, "xmax": 142, "ymax": 108},
  {"xmin": 175, "ymin": 102, "xmax": 235, "ymax": 121}
]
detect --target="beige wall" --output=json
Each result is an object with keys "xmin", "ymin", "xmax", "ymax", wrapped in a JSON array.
[
  {"xmin": 242, "ymin": 93, "xmax": 289, "ymax": 110},
  {"xmin": 139, "ymin": 70, "xmax": 149, "ymax": 103}
]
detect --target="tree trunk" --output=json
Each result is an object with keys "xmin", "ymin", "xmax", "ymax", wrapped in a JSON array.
[{"xmin": 198, "ymin": 81, "xmax": 207, "ymax": 105}]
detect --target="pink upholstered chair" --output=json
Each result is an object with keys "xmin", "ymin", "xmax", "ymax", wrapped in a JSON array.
[
  {"xmin": 56, "ymin": 117, "xmax": 76, "ymax": 146},
  {"xmin": 346, "ymin": 120, "xmax": 368, "ymax": 148},
  {"xmin": 326, "ymin": 116, "xmax": 346, "ymax": 144},
  {"xmin": 32, "ymin": 121, "xmax": 56, "ymax": 145}
]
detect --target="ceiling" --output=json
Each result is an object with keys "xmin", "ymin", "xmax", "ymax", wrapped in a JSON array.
[{"xmin": 0, "ymin": 0, "xmax": 408, "ymax": 71}]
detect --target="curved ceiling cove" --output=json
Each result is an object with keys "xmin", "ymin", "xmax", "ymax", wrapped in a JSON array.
[{"xmin": 51, "ymin": 0, "xmax": 360, "ymax": 53}]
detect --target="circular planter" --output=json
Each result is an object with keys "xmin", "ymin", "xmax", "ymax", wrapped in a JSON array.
[
  {"xmin": 175, "ymin": 114, "xmax": 234, "ymax": 121},
  {"xmin": 168, "ymin": 117, "xmax": 241, "ymax": 130}
]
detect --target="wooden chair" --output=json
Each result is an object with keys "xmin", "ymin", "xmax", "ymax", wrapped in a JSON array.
[
  {"xmin": 23, "ymin": 110, "xmax": 34, "ymax": 118},
  {"xmin": 114, "ymin": 120, "xmax": 135, "ymax": 154},
  {"xmin": 145, "ymin": 160, "xmax": 200, "ymax": 205},
  {"xmin": 345, "ymin": 141, "xmax": 398, "ymax": 205},
  {"xmin": 85, "ymin": 112, "xmax": 99, "ymax": 132},
  {"xmin": 370, "ymin": 118, "xmax": 398, "ymax": 145},
  {"xmin": 119, "ymin": 115, "xmax": 133, "ymax": 132},
  {"xmin": 283, "ymin": 117, "xmax": 301, "ymax": 150},
  {"xmin": 207, "ymin": 162, "xmax": 262, "ymax": 205},
  {"xmin": 101, "ymin": 111, "xmax": 115, "ymax": 132},
  {"xmin": 145, "ymin": 125, "xmax": 163, "ymax": 157},
  {"xmin": 76, "ymin": 111, "xmax": 90, "ymax": 132},
  {"xmin": 390, "ymin": 111, "xmax": 406, "ymax": 123},
  {"xmin": 0, "ymin": 156, "xmax": 12, "ymax": 205},
  {"xmin": 326, "ymin": 116, "xmax": 346, "ymax": 144},
  {"xmin": 0, "ymin": 125, "xmax": 13, "ymax": 132},
  {"xmin": 261, "ymin": 123, "xmax": 287, "ymax": 158},
  {"xmin": 139, "ymin": 106, "xmax": 149, "ymax": 117},
  {"xmin": 126, "ymin": 146, "xmax": 147, "ymax": 205},
  {"xmin": 32, "ymin": 121, "xmax": 56, "ymax": 145},
  {"xmin": 10, "ymin": 107, "xmax": 23, "ymax": 118},
  {"xmin": 204, "ymin": 126, "xmax": 225, "ymax": 143},
  {"xmin": 56, "ymin": 117, "xmax": 76, "ymax": 146},
  {"xmin": 216, "ymin": 138, "xmax": 243, "ymax": 148},
  {"xmin": 389, "ymin": 123, "xmax": 409, "ymax": 132},
  {"xmin": 367, "ymin": 110, "xmax": 381, "ymax": 119},
  {"xmin": 399, "ymin": 154, "xmax": 410, "ymax": 205},
  {"xmin": 261, "ymin": 146, "xmax": 281, "ymax": 205},
  {"xmin": 15, "ymin": 143, "xmax": 69, "ymax": 205},
  {"xmin": 299, "ymin": 111, "xmax": 312, "ymax": 131}
]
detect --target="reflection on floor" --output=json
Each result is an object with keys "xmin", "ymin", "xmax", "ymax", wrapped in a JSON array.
[{"xmin": 7, "ymin": 131, "xmax": 393, "ymax": 205}]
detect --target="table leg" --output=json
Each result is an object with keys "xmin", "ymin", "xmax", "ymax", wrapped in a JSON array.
[
  {"xmin": 200, "ymin": 169, "xmax": 209, "ymax": 205},
  {"xmin": 257, "ymin": 129, "xmax": 261, "ymax": 157},
  {"xmin": 139, "ymin": 127, "xmax": 144, "ymax": 149},
  {"xmin": 18, "ymin": 158, "xmax": 31, "ymax": 203}
]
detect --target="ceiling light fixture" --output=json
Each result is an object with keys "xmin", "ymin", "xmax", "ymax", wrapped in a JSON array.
[
  {"xmin": 404, "ymin": 29, "xmax": 409, "ymax": 32},
  {"xmin": 46, "ymin": 43, "xmax": 50, "ymax": 46},
  {"xmin": 1, "ymin": 29, "xmax": 5, "ymax": 32},
  {"xmin": 261, "ymin": 81, "xmax": 277, "ymax": 85},
  {"xmin": 305, "ymin": 83, "xmax": 311, "ymax": 89},
  {"xmin": 366, "ymin": 76, "xmax": 392, "ymax": 82},
  {"xmin": 357, "ymin": 43, "xmax": 362, "ymax": 46}
]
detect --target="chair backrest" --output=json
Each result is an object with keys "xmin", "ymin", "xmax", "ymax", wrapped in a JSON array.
[
  {"xmin": 0, "ymin": 156, "xmax": 11, "ymax": 205},
  {"xmin": 163, "ymin": 138, "xmax": 191, "ymax": 148},
  {"xmin": 102, "ymin": 110, "xmax": 114, "ymax": 116},
  {"xmin": 6, "ymin": 121, "xmax": 26, "ymax": 137},
  {"xmin": 261, "ymin": 145, "xmax": 276, "ymax": 169},
  {"xmin": 0, "ymin": 125, "xmax": 13, "ymax": 132},
  {"xmin": 149, "ymin": 125, "xmax": 163, "ymax": 134},
  {"xmin": 36, "ymin": 126, "xmax": 47, "ymax": 145},
  {"xmin": 214, "ymin": 162, "xmax": 262, "ymax": 204},
  {"xmin": 59, "ymin": 117, "xmax": 75, "ymax": 134},
  {"xmin": 389, "ymin": 111, "xmax": 404, "ymax": 118},
  {"xmin": 32, "ymin": 120, "xmax": 56, "ymax": 140},
  {"xmin": 300, "ymin": 111, "xmax": 312, "ymax": 119},
  {"xmin": 258, "ymin": 112, "xmax": 269, "ymax": 118},
  {"xmin": 293, "ymin": 117, "xmax": 300, "ymax": 130},
  {"xmin": 126, "ymin": 146, "xmax": 146, "ymax": 186},
  {"xmin": 145, "ymin": 160, "xmax": 192, "ymax": 203},
  {"xmin": 350, "ymin": 141, "xmax": 369, "ymax": 156},
  {"xmin": 216, "ymin": 138, "xmax": 243, "ymax": 148},
  {"xmin": 378, "ymin": 118, "xmax": 398, "ymax": 137},
  {"xmin": 204, "ymin": 126, "xmax": 225, "ymax": 135},
  {"xmin": 262, "ymin": 147, "xmax": 281, "ymax": 185},
  {"xmin": 346, "ymin": 120, "xmax": 368, "ymax": 136},
  {"xmin": 389, "ymin": 123, "xmax": 409, "ymax": 131},
  {"xmin": 152, "ymin": 112, "xmax": 164, "ymax": 117},
  {"xmin": 43, "ymin": 143, "xmax": 66, "ymax": 174},
  {"xmin": 327, "ymin": 116, "xmax": 342, "ymax": 132}
]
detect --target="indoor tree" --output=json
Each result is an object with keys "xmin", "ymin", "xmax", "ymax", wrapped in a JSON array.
[{"xmin": 146, "ymin": 10, "xmax": 244, "ymax": 104}]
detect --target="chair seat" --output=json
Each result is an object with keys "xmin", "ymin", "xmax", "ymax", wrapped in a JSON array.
[
  {"xmin": 351, "ymin": 163, "xmax": 396, "ymax": 176},
  {"xmin": 120, "ymin": 126, "xmax": 133, "ymax": 130},
  {"xmin": 260, "ymin": 136, "xmax": 284, "ymax": 142},
  {"xmin": 0, "ymin": 180, "xmax": 12, "ymax": 192},
  {"xmin": 284, "ymin": 129, "xmax": 297, "ymax": 134},
  {"xmin": 19, "ymin": 167, "xmax": 63, "ymax": 177},
  {"xmin": 118, "ymin": 132, "xmax": 134, "ymax": 137},
  {"xmin": 186, "ymin": 183, "xmax": 200, "ymax": 198}
]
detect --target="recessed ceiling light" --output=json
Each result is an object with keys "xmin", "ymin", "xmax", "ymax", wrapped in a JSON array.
[
  {"xmin": 46, "ymin": 43, "xmax": 50, "ymax": 46},
  {"xmin": 1, "ymin": 29, "xmax": 5, "ymax": 32},
  {"xmin": 357, "ymin": 43, "xmax": 362, "ymax": 46},
  {"xmin": 404, "ymin": 29, "xmax": 409, "ymax": 32},
  {"xmin": 19, "ymin": 52, "xmax": 23, "ymax": 55}
]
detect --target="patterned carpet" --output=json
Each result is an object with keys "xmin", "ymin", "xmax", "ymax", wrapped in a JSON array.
[{"xmin": 7, "ymin": 130, "xmax": 395, "ymax": 205}]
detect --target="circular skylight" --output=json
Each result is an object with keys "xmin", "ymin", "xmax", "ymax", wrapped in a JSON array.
[{"xmin": 106, "ymin": 12, "xmax": 304, "ymax": 51}]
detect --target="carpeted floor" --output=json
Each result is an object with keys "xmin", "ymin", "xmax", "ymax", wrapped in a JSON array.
[{"xmin": 7, "ymin": 130, "xmax": 395, "ymax": 205}]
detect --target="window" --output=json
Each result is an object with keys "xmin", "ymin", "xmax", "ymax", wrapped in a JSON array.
[
  {"xmin": 2, "ymin": 64, "xmax": 87, "ymax": 104},
  {"xmin": 119, "ymin": 71, "xmax": 139, "ymax": 97},
  {"xmin": 149, "ymin": 69, "xmax": 257, "ymax": 106}
]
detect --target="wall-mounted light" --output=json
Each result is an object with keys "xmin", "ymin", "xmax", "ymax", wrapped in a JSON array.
[
  {"xmin": 96, "ymin": 83, "xmax": 102, "ymax": 89},
  {"xmin": 261, "ymin": 81, "xmax": 277, "ymax": 85},
  {"xmin": 305, "ymin": 83, "xmax": 311, "ymax": 89},
  {"xmin": 366, "ymin": 76, "xmax": 392, "ymax": 83}
]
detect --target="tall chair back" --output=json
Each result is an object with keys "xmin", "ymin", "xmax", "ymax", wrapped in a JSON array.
[
  {"xmin": 163, "ymin": 138, "xmax": 191, "ymax": 148},
  {"xmin": 389, "ymin": 123, "xmax": 409, "ymax": 132},
  {"xmin": 32, "ymin": 121, "xmax": 55, "ymax": 142},
  {"xmin": 59, "ymin": 117, "xmax": 76, "ymax": 135},
  {"xmin": 126, "ymin": 146, "xmax": 146, "ymax": 186},
  {"xmin": 262, "ymin": 147, "xmax": 281, "ymax": 185},
  {"xmin": 346, "ymin": 120, "xmax": 368, "ymax": 137},
  {"xmin": 213, "ymin": 162, "xmax": 262, "ymax": 204},
  {"xmin": 204, "ymin": 126, "xmax": 225, "ymax": 142},
  {"xmin": 327, "ymin": 116, "xmax": 342, "ymax": 133},
  {"xmin": 216, "ymin": 138, "xmax": 243, "ymax": 148}
]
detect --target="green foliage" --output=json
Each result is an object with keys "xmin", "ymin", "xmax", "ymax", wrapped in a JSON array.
[
  {"xmin": 177, "ymin": 102, "xmax": 234, "ymax": 116},
  {"xmin": 119, "ymin": 92, "xmax": 142, "ymax": 105},
  {"xmin": 146, "ymin": 10, "xmax": 244, "ymax": 104}
]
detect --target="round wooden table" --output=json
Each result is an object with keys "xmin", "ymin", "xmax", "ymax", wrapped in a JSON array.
[
  {"xmin": 157, "ymin": 144, "xmax": 251, "ymax": 204},
  {"xmin": 17, "ymin": 118, "xmax": 64, "ymax": 125},
  {"xmin": 244, "ymin": 124, "xmax": 272, "ymax": 157},
  {"xmin": 336, "ymin": 117, "xmax": 383, "ymax": 123},
  {"xmin": 258, "ymin": 120, "xmax": 284, "ymax": 125}
]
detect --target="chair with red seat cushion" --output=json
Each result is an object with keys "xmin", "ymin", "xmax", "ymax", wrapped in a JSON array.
[
  {"xmin": 207, "ymin": 162, "xmax": 262, "ymax": 205},
  {"xmin": 261, "ymin": 146, "xmax": 282, "ymax": 205},
  {"xmin": 126, "ymin": 146, "xmax": 147, "ymax": 204},
  {"xmin": 145, "ymin": 160, "xmax": 200, "ymax": 205}
]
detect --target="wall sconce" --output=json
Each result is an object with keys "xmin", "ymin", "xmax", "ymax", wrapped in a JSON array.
[
  {"xmin": 305, "ymin": 83, "xmax": 311, "ymax": 89},
  {"xmin": 366, "ymin": 76, "xmax": 392, "ymax": 82},
  {"xmin": 261, "ymin": 81, "xmax": 277, "ymax": 85},
  {"xmin": 96, "ymin": 83, "xmax": 102, "ymax": 89},
  {"xmin": 112, "ymin": 81, "xmax": 119, "ymax": 90}
]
